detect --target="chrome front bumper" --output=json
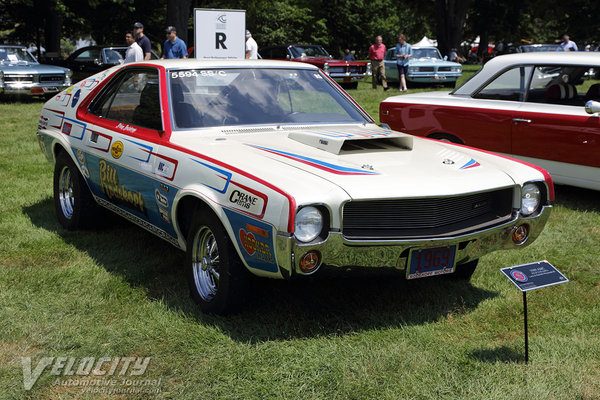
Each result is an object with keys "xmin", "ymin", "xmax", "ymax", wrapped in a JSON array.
[
  {"xmin": 276, "ymin": 205, "xmax": 551, "ymax": 278},
  {"xmin": 0, "ymin": 82, "xmax": 70, "ymax": 96}
]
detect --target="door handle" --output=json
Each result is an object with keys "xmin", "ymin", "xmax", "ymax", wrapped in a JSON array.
[{"xmin": 512, "ymin": 118, "xmax": 532, "ymax": 124}]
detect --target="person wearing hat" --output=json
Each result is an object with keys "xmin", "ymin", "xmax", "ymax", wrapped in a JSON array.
[
  {"xmin": 162, "ymin": 26, "xmax": 188, "ymax": 59},
  {"xmin": 133, "ymin": 22, "xmax": 152, "ymax": 60},
  {"xmin": 245, "ymin": 30, "xmax": 258, "ymax": 59}
]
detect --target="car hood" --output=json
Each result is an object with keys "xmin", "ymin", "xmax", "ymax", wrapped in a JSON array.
[
  {"xmin": 408, "ymin": 58, "xmax": 461, "ymax": 67},
  {"xmin": 172, "ymin": 124, "xmax": 517, "ymax": 200},
  {"xmin": 0, "ymin": 62, "xmax": 69, "ymax": 74}
]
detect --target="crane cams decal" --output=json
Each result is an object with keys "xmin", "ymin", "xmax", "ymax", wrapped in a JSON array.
[
  {"xmin": 99, "ymin": 160, "xmax": 146, "ymax": 214},
  {"xmin": 228, "ymin": 189, "xmax": 263, "ymax": 214}
]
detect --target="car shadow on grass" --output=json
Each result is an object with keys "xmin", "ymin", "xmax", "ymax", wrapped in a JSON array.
[
  {"xmin": 553, "ymin": 185, "xmax": 600, "ymax": 212},
  {"xmin": 25, "ymin": 198, "xmax": 499, "ymax": 343}
]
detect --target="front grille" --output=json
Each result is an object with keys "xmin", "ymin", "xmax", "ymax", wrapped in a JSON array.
[
  {"xmin": 328, "ymin": 66, "xmax": 346, "ymax": 74},
  {"xmin": 4, "ymin": 74, "xmax": 34, "ymax": 83},
  {"xmin": 418, "ymin": 67, "xmax": 434, "ymax": 72},
  {"xmin": 342, "ymin": 188, "xmax": 514, "ymax": 239},
  {"xmin": 40, "ymin": 74, "xmax": 64, "ymax": 83},
  {"xmin": 349, "ymin": 66, "xmax": 366, "ymax": 74},
  {"xmin": 438, "ymin": 67, "xmax": 451, "ymax": 72}
]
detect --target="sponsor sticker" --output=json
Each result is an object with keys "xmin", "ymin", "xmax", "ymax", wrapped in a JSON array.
[
  {"xmin": 71, "ymin": 89, "xmax": 81, "ymax": 107},
  {"xmin": 158, "ymin": 207, "xmax": 170, "ymax": 223},
  {"xmin": 110, "ymin": 141, "xmax": 123, "ymax": 159},
  {"xmin": 99, "ymin": 160, "xmax": 146, "ymax": 214},
  {"xmin": 76, "ymin": 149, "xmax": 85, "ymax": 164},
  {"xmin": 155, "ymin": 189, "xmax": 168, "ymax": 208}
]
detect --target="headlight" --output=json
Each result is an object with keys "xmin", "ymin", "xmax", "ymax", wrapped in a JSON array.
[
  {"xmin": 408, "ymin": 67, "xmax": 417, "ymax": 73},
  {"xmin": 294, "ymin": 206, "xmax": 323, "ymax": 243},
  {"xmin": 323, "ymin": 62, "xmax": 329, "ymax": 75},
  {"xmin": 452, "ymin": 66, "xmax": 462, "ymax": 73},
  {"xmin": 520, "ymin": 183, "xmax": 541, "ymax": 216}
]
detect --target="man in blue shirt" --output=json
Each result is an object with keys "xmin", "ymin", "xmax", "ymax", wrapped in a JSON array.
[
  {"xmin": 162, "ymin": 26, "xmax": 188, "ymax": 59},
  {"xmin": 395, "ymin": 34, "xmax": 412, "ymax": 92},
  {"xmin": 342, "ymin": 49, "xmax": 355, "ymax": 61}
]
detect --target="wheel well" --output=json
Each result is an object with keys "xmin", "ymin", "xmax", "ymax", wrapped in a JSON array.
[
  {"xmin": 176, "ymin": 196, "xmax": 214, "ymax": 240},
  {"xmin": 53, "ymin": 143, "xmax": 67, "ymax": 160},
  {"xmin": 428, "ymin": 132, "xmax": 464, "ymax": 144}
]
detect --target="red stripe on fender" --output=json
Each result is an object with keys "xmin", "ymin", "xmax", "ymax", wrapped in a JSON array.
[{"xmin": 426, "ymin": 137, "xmax": 555, "ymax": 200}]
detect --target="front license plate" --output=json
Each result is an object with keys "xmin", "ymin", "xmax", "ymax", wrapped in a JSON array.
[{"xmin": 407, "ymin": 245, "xmax": 457, "ymax": 279}]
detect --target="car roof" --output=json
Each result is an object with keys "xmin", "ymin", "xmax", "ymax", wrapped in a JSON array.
[
  {"xmin": 125, "ymin": 58, "xmax": 321, "ymax": 70},
  {"xmin": 453, "ymin": 52, "xmax": 600, "ymax": 95},
  {"xmin": 0, "ymin": 45, "xmax": 27, "ymax": 49}
]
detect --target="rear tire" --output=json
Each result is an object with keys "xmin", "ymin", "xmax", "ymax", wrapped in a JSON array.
[
  {"xmin": 186, "ymin": 210, "xmax": 248, "ymax": 314},
  {"xmin": 452, "ymin": 259, "xmax": 479, "ymax": 280},
  {"xmin": 53, "ymin": 150, "xmax": 101, "ymax": 230}
]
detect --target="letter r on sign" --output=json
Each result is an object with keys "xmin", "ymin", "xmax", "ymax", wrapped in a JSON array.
[{"xmin": 216, "ymin": 32, "xmax": 227, "ymax": 49}]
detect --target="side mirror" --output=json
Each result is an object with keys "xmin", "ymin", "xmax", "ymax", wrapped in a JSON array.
[{"xmin": 585, "ymin": 100, "xmax": 600, "ymax": 114}]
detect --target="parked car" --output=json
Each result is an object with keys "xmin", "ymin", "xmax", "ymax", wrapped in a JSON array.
[
  {"xmin": 380, "ymin": 52, "xmax": 600, "ymax": 191},
  {"xmin": 519, "ymin": 44, "xmax": 562, "ymax": 52},
  {"xmin": 37, "ymin": 59, "xmax": 552, "ymax": 314},
  {"xmin": 261, "ymin": 44, "xmax": 369, "ymax": 89},
  {"xmin": 384, "ymin": 46, "xmax": 462, "ymax": 88},
  {"xmin": 52, "ymin": 46, "xmax": 159, "ymax": 82},
  {"xmin": 0, "ymin": 45, "xmax": 71, "ymax": 98}
]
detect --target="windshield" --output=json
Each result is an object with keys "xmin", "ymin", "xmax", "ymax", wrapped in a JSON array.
[
  {"xmin": 289, "ymin": 45, "xmax": 330, "ymax": 58},
  {"xmin": 168, "ymin": 68, "xmax": 369, "ymax": 129},
  {"xmin": 521, "ymin": 45, "xmax": 561, "ymax": 52},
  {"xmin": 0, "ymin": 47, "xmax": 37, "ymax": 64},
  {"xmin": 413, "ymin": 48, "xmax": 442, "ymax": 59}
]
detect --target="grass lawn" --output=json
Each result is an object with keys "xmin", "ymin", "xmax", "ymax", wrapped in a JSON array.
[{"xmin": 1, "ymin": 66, "xmax": 599, "ymax": 399}]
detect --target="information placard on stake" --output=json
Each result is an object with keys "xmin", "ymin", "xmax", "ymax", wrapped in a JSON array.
[{"xmin": 500, "ymin": 260, "xmax": 568, "ymax": 363}]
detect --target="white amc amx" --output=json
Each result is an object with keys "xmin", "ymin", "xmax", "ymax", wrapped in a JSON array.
[{"xmin": 37, "ymin": 59, "xmax": 553, "ymax": 314}]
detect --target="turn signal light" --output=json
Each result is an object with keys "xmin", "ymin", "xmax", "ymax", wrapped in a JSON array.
[
  {"xmin": 299, "ymin": 250, "xmax": 321, "ymax": 274},
  {"xmin": 512, "ymin": 224, "xmax": 530, "ymax": 244}
]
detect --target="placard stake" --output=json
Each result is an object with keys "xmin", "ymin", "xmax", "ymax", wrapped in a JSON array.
[{"xmin": 523, "ymin": 291, "xmax": 528, "ymax": 364}]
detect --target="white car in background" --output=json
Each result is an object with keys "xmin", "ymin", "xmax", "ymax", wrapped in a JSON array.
[{"xmin": 37, "ymin": 59, "xmax": 552, "ymax": 314}]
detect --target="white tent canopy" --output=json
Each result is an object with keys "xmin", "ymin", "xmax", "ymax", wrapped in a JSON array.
[{"xmin": 413, "ymin": 36, "xmax": 437, "ymax": 47}]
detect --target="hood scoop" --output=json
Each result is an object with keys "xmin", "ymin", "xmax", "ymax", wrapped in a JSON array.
[{"xmin": 288, "ymin": 128, "xmax": 413, "ymax": 155}]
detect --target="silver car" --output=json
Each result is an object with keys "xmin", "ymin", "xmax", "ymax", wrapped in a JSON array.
[{"xmin": 0, "ymin": 45, "xmax": 72, "ymax": 97}]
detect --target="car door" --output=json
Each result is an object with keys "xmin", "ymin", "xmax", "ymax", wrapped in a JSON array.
[
  {"xmin": 513, "ymin": 64, "xmax": 600, "ymax": 170},
  {"xmin": 384, "ymin": 49, "xmax": 398, "ymax": 82},
  {"xmin": 78, "ymin": 66, "xmax": 177, "ymax": 238},
  {"xmin": 456, "ymin": 66, "xmax": 531, "ymax": 153},
  {"xmin": 68, "ymin": 48, "xmax": 105, "ymax": 82}
]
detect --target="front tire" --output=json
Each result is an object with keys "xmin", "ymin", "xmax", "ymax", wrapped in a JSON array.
[
  {"xmin": 186, "ymin": 210, "xmax": 248, "ymax": 314},
  {"xmin": 53, "ymin": 150, "xmax": 100, "ymax": 230}
]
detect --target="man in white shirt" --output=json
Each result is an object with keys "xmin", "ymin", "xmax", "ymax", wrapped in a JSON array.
[
  {"xmin": 245, "ymin": 30, "xmax": 258, "ymax": 59},
  {"xmin": 124, "ymin": 31, "xmax": 143, "ymax": 63},
  {"xmin": 560, "ymin": 34, "xmax": 578, "ymax": 52}
]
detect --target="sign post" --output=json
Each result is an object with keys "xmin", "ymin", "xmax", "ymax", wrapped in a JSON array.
[
  {"xmin": 500, "ymin": 260, "xmax": 568, "ymax": 363},
  {"xmin": 194, "ymin": 8, "xmax": 246, "ymax": 60}
]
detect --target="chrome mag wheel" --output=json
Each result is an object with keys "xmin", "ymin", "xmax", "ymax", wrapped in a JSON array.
[
  {"xmin": 58, "ymin": 165, "xmax": 74, "ymax": 220},
  {"xmin": 191, "ymin": 226, "xmax": 221, "ymax": 301}
]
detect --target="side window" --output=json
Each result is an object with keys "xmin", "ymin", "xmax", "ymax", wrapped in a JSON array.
[
  {"xmin": 74, "ymin": 49, "xmax": 101, "ymax": 62},
  {"xmin": 527, "ymin": 65, "xmax": 600, "ymax": 105},
  {"xmin": 89, "ymin": 68, "xmax": 162, "ymax": 131},
  {"xmin": 474, "ymin": 66, "xmax": 531, "ymax": 101},
  {"xmin": 104, "ymin": 49, "xmax": 123, "ymax": 65}
]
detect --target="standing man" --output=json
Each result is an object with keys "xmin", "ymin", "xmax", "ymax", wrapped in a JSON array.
[
  {"xmin": 245, "ymin": 30, "xmax": 258, "ymax": 59},
  {"xmin": 124, "ymin": 31, "xmax": 143, "ymax": 63},
  {"xmin": 133, "ymin": 22, "xmax": 152, "ymax": 61},
  {"xmin": 342, "ymin": 49, "xmax": 355, "ymax": 61},
  {"xmin": 395, "ymin": 34, "xmax": 412, "ymax": 92},
  {"xmin": 368, "ymin": 35, "xmax": 388, "ymax": 91},
  {"xmin": 162, "ymin": 26, "xmax": 188, "ymax": 59},
  {"xmin": 561, "ymin": 35, "xmax": 578, "ymax": 51}
]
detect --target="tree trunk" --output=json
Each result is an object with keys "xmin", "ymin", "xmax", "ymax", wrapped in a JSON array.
[
  {"xmin": 435, "ymin": 0, "xmax": 472, "ymax": 57},
  {"xmin": 42, "ymin": 0, "xmax": 62, "ymax": 56},
  {"xmin": 166, "ymin": 0, "xmax": 193, "ymax": 45}
]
